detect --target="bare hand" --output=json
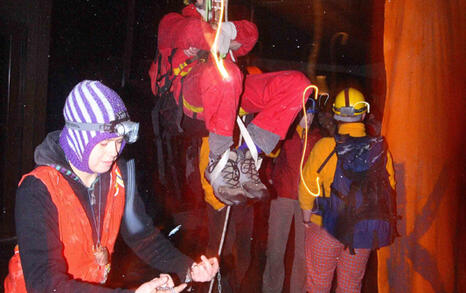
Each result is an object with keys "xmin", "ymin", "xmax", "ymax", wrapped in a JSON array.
[
  {"xmin": 184, "ymin": 47, "xmax": 200, "ymax": 57},
  {"xmin": 229, "ymin": 40, "xmax": 242, "ymax": 51},
  {"xmin": 190, "ymin": 255, "xmax": 219, "ymax": 282},
  {"xmin": 302, "ymin": 209, "xmax": 312, "ymax": 223},
  {"xmin": 135, "ymin": 274, "xmax": 187, "ymax": 293},
  {"xmin": 302, "ymin": 209, "xmax": 313, "ymax": 229}
]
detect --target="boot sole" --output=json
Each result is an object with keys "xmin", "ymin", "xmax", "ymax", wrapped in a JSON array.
[{"xmin": 242, "ymin": 186, "xmax": 269, "ymax": 200}]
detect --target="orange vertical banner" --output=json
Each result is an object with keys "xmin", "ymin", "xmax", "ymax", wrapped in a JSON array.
[{"xmin": 379, "ymin": 0, "xmax": 465, "ymax": 293}]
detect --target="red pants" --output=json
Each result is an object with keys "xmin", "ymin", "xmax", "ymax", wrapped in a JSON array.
[
  {"xmin": 181, "ymin": 59, "xmax": 310, "ymax": 138},
  {"xmin": 305, "ymin": 223, "xmax": 371, "ymax": 293},
  {"xmin": 181, "ymin": 58, "xmax": 243, "ymax": 136}
]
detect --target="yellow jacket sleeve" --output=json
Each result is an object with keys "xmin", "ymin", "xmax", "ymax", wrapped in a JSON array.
[
  {"xmin": 386, "ymin": 150, "xmax": 396, "ymax": 189},
  {"xmin": 199, "ymin": 137, "xmax": 226, "ymax": 210},
  {"xmin": 298, "ymin": 137, "xmax": 337, "ymax": 226},
  {"xmin": 298, "ymin": 145, "xmax": 321, "ymax": 210}
]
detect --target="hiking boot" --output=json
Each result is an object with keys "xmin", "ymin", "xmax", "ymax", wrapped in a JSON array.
[
  {"xmin": 237, "ymin": 149, "xmax": 268, "ymax": 200},
  {"xmin": 205, "ymin": 150, "xmax": 247, "ymax": 205}
]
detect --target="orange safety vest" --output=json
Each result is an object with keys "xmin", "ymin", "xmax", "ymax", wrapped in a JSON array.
[{"xmin": 4, "ymin": 164, "xmax": 125, "ymax": 292}]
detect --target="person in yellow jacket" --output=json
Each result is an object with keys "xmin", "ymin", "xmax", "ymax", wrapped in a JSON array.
[{"xmin": 298, "ymin": 88, "xmax": 396, "ymax": 292}]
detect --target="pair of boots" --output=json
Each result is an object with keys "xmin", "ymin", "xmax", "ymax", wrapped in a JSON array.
[{"xmin": 205, "ymin": 148, "xmax": 268, "ymax": 205}]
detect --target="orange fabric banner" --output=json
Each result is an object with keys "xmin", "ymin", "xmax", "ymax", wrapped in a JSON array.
[{"xmin": 378, "ymin": 0, "xmax": 465, "ymax": 292}]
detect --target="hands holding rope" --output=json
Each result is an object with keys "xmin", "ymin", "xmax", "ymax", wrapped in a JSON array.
[
  {"xmin": 189, "ymin": 255, "xmax": 219, "ymax": 282},
  {"xmin": 135, "ymin": 256, "xmax": 218, "ymax": 293},
  {"xmin": 135, "ymin": 274, "xmax": 185, "ymax": 293}
]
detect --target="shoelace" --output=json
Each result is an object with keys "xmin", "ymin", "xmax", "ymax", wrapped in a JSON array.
[
  {"xmin": 222, "ymin": 159, "xmax": 241, "ymax": 187},
  {"xmin": 241, "ymin": 157, "xmax": 261, "ymax": 183}
]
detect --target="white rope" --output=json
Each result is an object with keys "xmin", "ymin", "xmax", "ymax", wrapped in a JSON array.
[
  {"xmin": 208, "ymin": 2, "xmax": 233, "ymax": 292},
  {"xmin": 236, "ymin": 116, "xmax": 262, "ymax": 170},
  {"xmin": 208, "ymin": 205, "xmax": 232, "ymax": 293}
]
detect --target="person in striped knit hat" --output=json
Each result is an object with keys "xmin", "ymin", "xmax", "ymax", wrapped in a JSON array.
[
  {"xmin": 4, "ymin": 80, "xmax": 218, "ymax": 293},
  {"xmin": 59, "ymin": 80, "xmax": 138, "ymax": 174}
]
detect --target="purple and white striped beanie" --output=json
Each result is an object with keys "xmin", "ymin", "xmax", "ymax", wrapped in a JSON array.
[{"xmin": 59, "ymin": 80, "xmax": 127, "ymax": 173}]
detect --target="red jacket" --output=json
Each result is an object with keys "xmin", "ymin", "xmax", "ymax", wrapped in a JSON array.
[
  {"xmin": 272, "ymin": 127, "xmax": 322, "ymax": 200},
  {"xmin": 4, "ymin": 164, "xmax": 125, "ymax": 292},
  {"xmin": 149, "ymin": 4, "xmax": 258, "ymax": 100}
]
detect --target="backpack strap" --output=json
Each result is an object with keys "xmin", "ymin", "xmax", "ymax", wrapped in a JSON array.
[
  {"xmin": 154, "ymin": 48, "xmax": 163, "ymax": 81},
  {"xmin": 151, "ymin": 48, "xmax": 179, "ymax": 186},
  {"xmin": 316, "ymin": 147, "xmax": 336, "ymax": 199},
  {"xmin": 175, "ymin": 77, "xmax": 186, "ymax": 133},
  {"xmin": 157, "ymin": 48, "xmax": 178, "ymax": 94},
  {"xmin": 317, "ymin": 134, "xmax": 351, "ymax": 174},
  {"xmin": 317, "ymin": 148, "xmax": 336, "ymax": 174}
]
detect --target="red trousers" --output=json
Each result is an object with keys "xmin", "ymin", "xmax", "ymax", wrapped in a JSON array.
[
  {"xmin": 305, "ymin": 223, "xmax": 371, "ymax": 293},
  {"xmin": 181, "ymin": 59, "xmax": 310, "ymax": 139}
]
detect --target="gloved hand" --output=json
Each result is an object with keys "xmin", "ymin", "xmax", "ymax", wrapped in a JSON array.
[
  {"xmin": 215, "ymin": 21, "xmax": 237, "ymax": 57},
  {"xmin": 184, "ymin": 46, "xmax": 200, "ymax": 57}
]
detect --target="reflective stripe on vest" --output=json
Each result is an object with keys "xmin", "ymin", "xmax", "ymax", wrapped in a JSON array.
[
  {"xmin": 173, "ymin": 62, "xmax": 193, "ymax": 77},
  {"xmin": 182, "ymin": 99, "xmax": 250, "ymax": 117},
  {"xmin": 183, "ymin": 97, "xmax": 204, "ymax": 113}
]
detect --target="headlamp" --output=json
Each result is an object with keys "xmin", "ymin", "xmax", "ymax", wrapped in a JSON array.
[
  {"xmin": 335, "ymin": 106, "xmax": 357, "ymax": 116},
  {"xmin": 110, "ymin": 120, "xmax": 140, "ymax": 143},
  {"xmin": 333, "ymin": 101, "xmax": 369, "ymax": 116},
  {"xmin": 65, "ymin": 111, "xmax": 139, "ymax": 143}
]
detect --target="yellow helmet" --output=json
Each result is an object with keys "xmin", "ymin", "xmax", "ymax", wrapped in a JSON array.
[{"xmin": 332, "ymin": 88, "xmax": 370, "ymax": 122}]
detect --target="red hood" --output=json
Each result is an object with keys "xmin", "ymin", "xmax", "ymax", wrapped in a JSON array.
[{"xmin": 182, "ymin": 4, "xmax": 202, "ymax": 18}]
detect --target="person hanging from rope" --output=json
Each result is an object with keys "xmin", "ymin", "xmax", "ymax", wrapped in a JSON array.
[
  {"xmin": 149, "ymin": 0, "xmax": 313, "ymax": 206},
  {"xmin": 4, "ymin": 80, "xmax": 218, "ymax": 293}
]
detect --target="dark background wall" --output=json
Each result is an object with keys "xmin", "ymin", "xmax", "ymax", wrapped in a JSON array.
[
  {"xmin": 0, "ymin": 0, "xmax": 53, "ymax": 286},
  {"xmin": 0, "ymin": 0, "xmax": 52, "ymax": 238},
  {"xmin": 0, "ymin": 0, "xmax": 384, "ymax": 291}
]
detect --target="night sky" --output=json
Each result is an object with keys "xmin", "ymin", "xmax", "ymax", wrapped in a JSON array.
[
  {"xmin": 46, "ymin": 0, "xmax": 161, "ymax": 131},
  {"xmin": 45, "ymin": 0, "xmax": 374, "ymax": 132}
]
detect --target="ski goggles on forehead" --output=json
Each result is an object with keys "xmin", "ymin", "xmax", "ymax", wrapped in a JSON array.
[{"xmin": 65, "ymin": 112, "xmax": 140, "ymax": 143}]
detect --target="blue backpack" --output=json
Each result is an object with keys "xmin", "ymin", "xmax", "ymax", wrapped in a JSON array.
[{"xmin": 313, "ymin": 134, "xmax": 399, "ymax": 254}]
